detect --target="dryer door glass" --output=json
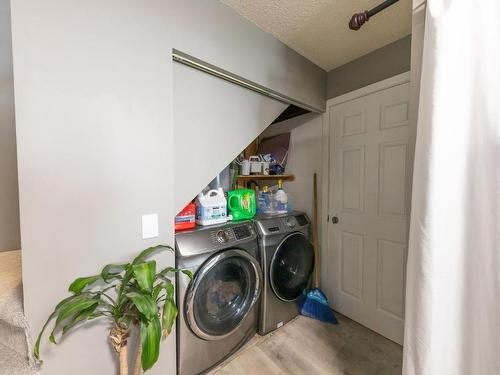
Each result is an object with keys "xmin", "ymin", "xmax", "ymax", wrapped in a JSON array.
[
  {"xmin": 270, "ymin": 232, "xmax": 314, "ymax": 301},
  {"xmin": 188, "ymin": 250, "xmax": 260, "ymax": 340}
]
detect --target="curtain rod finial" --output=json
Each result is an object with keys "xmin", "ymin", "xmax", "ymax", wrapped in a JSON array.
[{"xmin": 349, "ymin": 11, "xmax": 369, "ymax": 31}]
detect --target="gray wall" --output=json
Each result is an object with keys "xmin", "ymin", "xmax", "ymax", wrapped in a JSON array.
[
  {"xmin": 327, "ymin": 35, "xmax": 411, "ymax": 99},
  {"xmin": 0, "ymin": 0, "xmax": 20, "ymax": 252},
  {"xmin": 173, "ymin": 62, "xmax": 287, "ymax": 212},
  {"xmin": 10, "ymin": 1, "xmax": 326, "ymax": 374},
  {"xmin": 11, "ymin": 1, "xmax": 175, "ymax": 374},
  {"xmin": 173, "ymin": 1, "xmax": 326, "ymax": 111},
  {"xmin": 171, "ymin": 1, "xmax": 326, "ymax": 212}
]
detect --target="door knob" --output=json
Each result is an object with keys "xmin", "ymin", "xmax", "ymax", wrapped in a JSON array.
[{"xmin": 331, "ymin": 216, "xmax": 339, "ymax": 224}]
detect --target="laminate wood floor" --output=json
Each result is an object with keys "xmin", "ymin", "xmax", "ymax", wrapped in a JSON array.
[{"xmin": 209, "ymin": 314, "xmax": 402, "ymax": 375}]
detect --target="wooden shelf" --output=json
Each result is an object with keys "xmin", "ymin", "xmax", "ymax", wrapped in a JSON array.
[{"xmin": 236, "ymin": 174, "xmax": 295, "ymax": 181}]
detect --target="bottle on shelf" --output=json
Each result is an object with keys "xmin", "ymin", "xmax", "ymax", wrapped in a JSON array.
[
  {"xmin": 257, "ymin": 185, "xmax": 273, "ymax": 214},
  {"xmin": 274, "ymin": 179, "xmax": 288, "ymax": 214}
]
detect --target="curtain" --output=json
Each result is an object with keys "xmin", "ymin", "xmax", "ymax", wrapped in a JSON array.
[{"xmin": 403, "ymin": 1, "xmax": 500, "ymax": 374}]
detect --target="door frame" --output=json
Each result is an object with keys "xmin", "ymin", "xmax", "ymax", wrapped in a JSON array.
[{"xmin": 320, "ymin": 71, "xmax": 412, "ymax": 301}]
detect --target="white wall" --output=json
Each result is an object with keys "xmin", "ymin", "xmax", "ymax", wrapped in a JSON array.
[
  {"xmin": 11, "ymin": 1, "xmax": 175, "ymax": 374},
  {"xmin": 285, "ymin": 116, "xmax": 323, "ymax": 220},
  {"xmin": 261, "ymin": 113, "xmax": 324, "ymax": 220},
  {"xmin": 0, "ymin": 0, "xmax": 20, "ymax": 251}
]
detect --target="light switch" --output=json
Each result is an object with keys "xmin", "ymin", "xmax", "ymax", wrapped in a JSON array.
[{"xmin": 142, "ymin": 214, "xmax": 159, "ymax": 239}]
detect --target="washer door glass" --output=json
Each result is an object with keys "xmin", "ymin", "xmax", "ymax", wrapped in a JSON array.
[
  {"xmin": 188, "ymin": 250, "xmax": 260, "ymax": 339},
  {"xmin": 270, "ymin": 232, "xmax": 314, "ymax": 301}
]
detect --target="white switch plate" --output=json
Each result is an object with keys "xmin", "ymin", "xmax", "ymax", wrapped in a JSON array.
[{"xmin": 142, "ymin": 214, "xmax": 159, "ymax": 239}]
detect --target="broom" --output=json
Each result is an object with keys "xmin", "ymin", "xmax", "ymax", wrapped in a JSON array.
[{"xmin": 298, "ymin": 173, "xmax": 338, "ymax": 324}]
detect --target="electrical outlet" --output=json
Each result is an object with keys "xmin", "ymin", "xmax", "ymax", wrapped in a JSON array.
[{"xmin": 142, "ymin": 214, "xmax": 159, "ymax": 239}]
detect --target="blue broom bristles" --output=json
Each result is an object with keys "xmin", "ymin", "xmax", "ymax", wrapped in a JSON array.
[{"xmin": 298, "ymin": 288, "xmax": 338, "ymax": 324}]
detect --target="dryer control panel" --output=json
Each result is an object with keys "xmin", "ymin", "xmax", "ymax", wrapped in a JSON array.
[{"xmin": 253, "ymin": 211, "xmax": 310, "ymax": 237}]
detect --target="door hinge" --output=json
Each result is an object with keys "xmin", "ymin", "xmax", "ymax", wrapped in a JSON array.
[{"xmin": 327, "ymin": 214, "xmax": 330, "ymax": 222}]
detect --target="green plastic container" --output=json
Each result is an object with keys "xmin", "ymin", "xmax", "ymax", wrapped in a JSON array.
[{"xmin": 227, "ymin": 189, "xmax": 256, "ymax": 221}]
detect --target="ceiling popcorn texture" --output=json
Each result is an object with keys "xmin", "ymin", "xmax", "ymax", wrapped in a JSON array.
[{"xmin": 221, "ymin": 0, "xmax": 411, "ymax": 71}]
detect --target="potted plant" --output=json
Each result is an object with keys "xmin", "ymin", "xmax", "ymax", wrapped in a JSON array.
[{"xmin": 34, "ymin": 245, "xmax": 191, "ymax": 375}]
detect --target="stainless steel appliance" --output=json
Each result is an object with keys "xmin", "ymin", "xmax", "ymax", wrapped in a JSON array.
[
  {"xmin": 254, "ymin": 212, "xmax": 314, "ymax": 335},
  {"xmin": 175, "ymin": 221, "xmax": 262, "ymax": 375}
]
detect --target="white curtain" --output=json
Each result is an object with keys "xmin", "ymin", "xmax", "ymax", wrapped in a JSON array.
[{"xmin": 403, "ymin": 1, "xmax": 500, "ymax": 374}]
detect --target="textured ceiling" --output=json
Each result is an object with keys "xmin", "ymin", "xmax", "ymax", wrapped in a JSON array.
[{"xmin": 221, "ymin": 0, "xmax": 411, "ymax": 71}]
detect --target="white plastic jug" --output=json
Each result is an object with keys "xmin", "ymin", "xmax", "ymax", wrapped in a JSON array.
[
  {"xmin": 274, "ymin": 179, "xmax": 289, "ymax": 214},
  {"xmin": 195, "ymin": 188, "xmax": 228, "ymax": 226}
]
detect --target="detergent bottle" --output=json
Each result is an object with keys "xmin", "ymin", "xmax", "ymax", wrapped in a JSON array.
[
  {"xmin": 227, "ymin": 189, "xmax": 256, "ymax": 221},
  {"xmin": 195, "ymin": 188, "xmax": 227, "ymax": 226},
  {"xmin": 274, "ymin": 179, "xmax": 288, "ymax": 214}
]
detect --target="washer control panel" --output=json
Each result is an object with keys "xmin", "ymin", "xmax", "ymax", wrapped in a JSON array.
[
  {"xmin": 210, "ymin": 223, "xmax": 255, "ymax": 246},
  {"xmin": 233, "ymin": 225, "xmax": 252, "ymax": 240},
  {"xmin": 175, "ymin": 221, "xmax": 257, "ymax": 257},
  {"xmin": 216, "ymin": 230, "xmax": 230, "ymax": 243}
]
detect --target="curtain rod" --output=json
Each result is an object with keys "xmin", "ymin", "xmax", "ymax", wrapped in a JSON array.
[
  {"xmin": 349, "ymin": 0, "xmax": 400, "ymax": 31},
  {"xmin": 172, "ymin": 49, "xmax": 322, "ymax": 114}
]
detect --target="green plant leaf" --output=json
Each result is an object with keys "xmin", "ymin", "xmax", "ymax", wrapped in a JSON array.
[
  {"xmin": 49, "ymin": 333, "xmax": 56, "ymax": 344},
  {"xmin": 62, "ymin": 304, "xmax": 99, "ymax": 336},
  {"xmin": 54, "ymin": 295, "xmax": 99, "ymax": 327},
  {"xmin": 140, "ymin": 315, "xmax": 162, "ymax": 371},
  {"xmin": 152, "ymin": 279, "xmax": 172, "ymax": 301},
  {"xmin": 116, "ymin": 265, "xmax": 135, "ymax": 305},
  {"xmin": 181, "ymin": 269, "xmax": 193, "ymax": 279},
  {"xmin": 165, "ymin": 281, "xmax": 174, "ymax": 298},
  {"xmin": 34, "ymin": 295, "xmax": 84, "ymax": 360},
  {"xmin": 68, "ymin": 275, "xmax": 102, "ymax": 294},
  {"xmin": 101, "ymin": 263, "xmax": 128, "ymax": 282},
  {"xmin": 125, "ymin": 292, "xmax": 157, "ymax": 320},
  {"xmin": 133, "ymin": 245, "xmax": 173, "ymax": 265},
  {"xmin": 158, "ymin": 266, "xmax": 193, "ymax": 280},
  {"xmin": 161, "ymin": 298, "xmax": 177, "ymax": 337},
  {"xmin": 132, "ymin": 261, "xmax": 156, "ymax": 292},
  {"xmin": 48, "ymin": 295, "xmax": 105, "ymax": 347},
  {"xmin": 34, "ymin": 312, "xmax": 55, "ymax": 360},
  {"xmin": 158, "ymin": 266, "xmax": 175, "ymax": 276},
  {"xmin": 161, "ymin": 279, "xmax": 176, "ymax": 336}
]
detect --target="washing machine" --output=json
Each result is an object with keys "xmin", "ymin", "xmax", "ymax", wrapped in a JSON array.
[
  {"xmin": 175, "ymin": 221, "xmax": 262, "ymax": 375},
  {"xmin": 254, "ymin": 211, "xmax": 315, "ymax": 335}
]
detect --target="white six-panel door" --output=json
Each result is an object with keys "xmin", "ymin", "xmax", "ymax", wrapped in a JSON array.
[{"xmin": 327, "ymin": 78, "xmax": 412, "ymax": 344}]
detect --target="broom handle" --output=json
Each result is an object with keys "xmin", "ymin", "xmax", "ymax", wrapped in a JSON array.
[{"xmin": 313, "ymin": 173, "xmax": 320, "ymax": 288}]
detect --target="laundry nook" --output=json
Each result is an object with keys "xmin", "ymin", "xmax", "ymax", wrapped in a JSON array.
[{"xmin": 2, "ymin": 1, "xmax": 498, "ymax": 375}]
